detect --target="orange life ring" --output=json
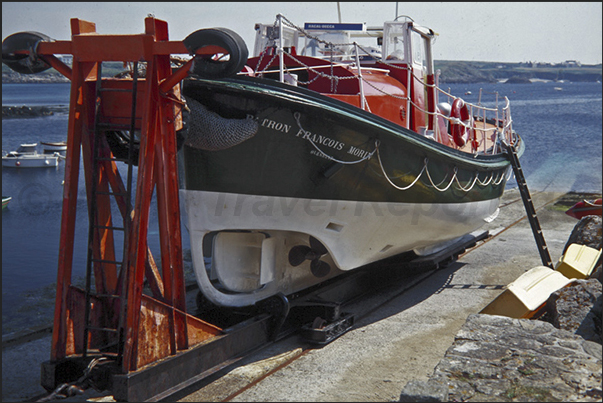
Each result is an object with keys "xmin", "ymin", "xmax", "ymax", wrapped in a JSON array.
[{"xmin": 450, "ymin": 98, "xmax": 472, "ymax": 147}]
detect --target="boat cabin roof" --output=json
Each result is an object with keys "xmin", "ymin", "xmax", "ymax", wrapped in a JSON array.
[
  {"xmin": 16, "ymin": 143, "xmax": 38, "ymax": 153},
  {"xmin": 252, "ymin": 17, "xmax": 436, "ymax": 68}
]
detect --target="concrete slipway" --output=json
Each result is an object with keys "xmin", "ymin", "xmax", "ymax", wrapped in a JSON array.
[{"xmin": 2, "ymin": 188, "xmax": 583, "ymax": 402}]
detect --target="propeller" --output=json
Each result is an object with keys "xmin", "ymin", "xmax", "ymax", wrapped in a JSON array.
[{"xmin": 288, "ymin": 236, "xmax": 331, "ymax": 278}]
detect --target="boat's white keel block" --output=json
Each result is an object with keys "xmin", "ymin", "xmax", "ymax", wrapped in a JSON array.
[{"xmin": 181, "ymin": 189, "xmax": 499, "ymax": 307}]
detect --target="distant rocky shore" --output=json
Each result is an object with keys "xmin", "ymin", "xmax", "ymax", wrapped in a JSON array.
[
  {"xmin": 2, "ymin": 72, "xmax": 69, "ymax": 84},
  {"xmin": 2, "ymin": 105, "xmax": 68, "ymax": 118},
  {"xmin": 3, "ymin": 60, "xmax": 602, "ymax": 85},
  {"xmin": 400, "ymin": 215, "xmax": 602, "ymax": 402}
]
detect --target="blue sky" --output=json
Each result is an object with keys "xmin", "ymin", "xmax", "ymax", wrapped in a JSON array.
[{"xmin": 2, "ymin": 2, "xmax": 602, "ymax": 64}]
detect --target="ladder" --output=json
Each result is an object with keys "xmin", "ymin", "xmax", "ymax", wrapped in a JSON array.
[
  {"xmin": 503, "ymin": 141, "xmax": 554, "ymax": 269},
  {"xmin": 82, "ymin": 62, "xmax": 140, "ymax": 362}
]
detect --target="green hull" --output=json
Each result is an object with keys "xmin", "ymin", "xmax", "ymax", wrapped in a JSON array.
[{"xmin": 181, "ymin": 76, "xmax": 522, "ymax": 205}]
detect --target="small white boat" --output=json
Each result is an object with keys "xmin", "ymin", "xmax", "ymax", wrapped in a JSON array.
[
  {"xmin": 2, "ymin": 196, "xmax": 11, "ymax": 210},
  {"xmin": 41, "ymin": 141, "xmax": 68, "ymax": 154},
  {"xmin": 2, "ymin": 143, "xmax": 60, "ymax": 168}
]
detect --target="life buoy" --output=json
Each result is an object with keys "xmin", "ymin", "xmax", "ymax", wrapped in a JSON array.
[{"xmin": 449, "ymin": 98, "xmax": 472, "ymax": 147}]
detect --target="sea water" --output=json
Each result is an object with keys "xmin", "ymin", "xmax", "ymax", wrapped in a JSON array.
[{"xmin": 2, "ymin": 81, "xmax": 602, "ymax": 335}]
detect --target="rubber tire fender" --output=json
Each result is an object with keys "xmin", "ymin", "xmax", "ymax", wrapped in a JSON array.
[
  {"xmin": 183, "ymin": 28, "xmax": 248, "ymax": 79},
  {"xmin": 2, "ymin": 31, "xmax": 52, "ymax": 74}
]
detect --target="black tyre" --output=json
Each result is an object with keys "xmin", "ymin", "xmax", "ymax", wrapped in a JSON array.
[
  {"xmin": 183, "ymin": 28, "xmax": 248, "ymax": 79},
  {"xmin": 2, "ymin": 31, "xmax": 52, "ymax": 74}
]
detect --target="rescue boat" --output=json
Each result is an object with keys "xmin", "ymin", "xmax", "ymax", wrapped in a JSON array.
[{"xmin": 179, "ymin": 14, "xmax": 524, "ymax": 307}]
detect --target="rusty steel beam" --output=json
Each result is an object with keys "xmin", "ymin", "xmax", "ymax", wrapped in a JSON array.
[
  {"xmin": 112, "ymin": 314, "xmax": 272, "ymax": 402},
  {"xmin": 37, "ymin": 14, "xmax": 246, "ymax": 393}
]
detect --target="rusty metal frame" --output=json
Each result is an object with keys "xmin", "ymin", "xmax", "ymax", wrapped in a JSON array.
[{"xmin": 34, "ymin": 16, "xmax": 230, "ymax": 394}]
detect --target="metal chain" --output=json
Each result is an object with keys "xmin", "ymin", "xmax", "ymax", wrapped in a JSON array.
[{"xmin": 36, "ymin": 357, "xmax": 110, "ymax": 402}]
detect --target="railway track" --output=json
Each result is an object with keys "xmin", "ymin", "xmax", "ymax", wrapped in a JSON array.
[
  {"xmin": 10, "ymin": 189, "xmax": 568, "ymax": 402},
  {"xmin": 168, "ymin": 189, "xmax": 566, "ymax": 402}
]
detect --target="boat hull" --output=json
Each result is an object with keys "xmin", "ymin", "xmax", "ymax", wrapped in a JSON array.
[
  {"xmin": 565, "ymin": 199, "xmax": 602, "ymax": 219},
  {"xmin": 2, "ymin": 196, "xmax": 11, "ymax": 210},
  {"xmin": 179, "ymin": 76, "xmax": 521, "ymax": 306},
  {"xmin": 41, "ymin": 142, "xmax": 67, "ymax": 153},
  {"xmin": 181, "ymin": 189, "xmax": 502, "ymax": 306},
  {"xmin": 2, "ymin": 155, "xmax": 59, "ymax": 168}
]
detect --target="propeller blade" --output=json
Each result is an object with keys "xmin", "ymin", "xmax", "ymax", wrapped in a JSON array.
[
  {"xmin": 310, "ymin": 259, "xmax": 331, "ymax": 278},
  {"xmin": 309, "ymin": 236, "xmax": 328, "ymax": 255},
  {"xmin": 288, "ymin": 245, "xmax": 312, "ymax": 267}
]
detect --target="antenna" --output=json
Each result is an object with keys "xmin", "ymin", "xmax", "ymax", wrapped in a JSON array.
[{"xmin": 337, "ymin": 2, "xmax": 342, "ymax": 23}]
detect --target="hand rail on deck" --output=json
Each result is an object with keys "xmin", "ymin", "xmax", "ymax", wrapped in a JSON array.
[{"xmin": 252, "ymin": 15, "xmax": 516, "ymax": 155}]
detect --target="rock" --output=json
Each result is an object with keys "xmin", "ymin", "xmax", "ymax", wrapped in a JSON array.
[
  {"xmin": 505, "ymin": 76, "xmax": 532, "ymax": 84},
  {"xmin": 563, "ymin": 215, "xmax": 602, "ymax": 253},
  {"xmin": 544, "ymin": 279, "xmax": 602, "ymax": 345},
  {"xmin": 2, "ymin": 105, "xmax": 67, "ymax": 119},
  {"xmin": 399, "ymin": 380, "xmax": 448, "ymax": 402},
  {"xmin": 400, "ymin": 210, "xmax": 602, "ymax": 402},
  {"xmin": 403, "ymin": 314, "xmax": 602, "ymax": 402}
]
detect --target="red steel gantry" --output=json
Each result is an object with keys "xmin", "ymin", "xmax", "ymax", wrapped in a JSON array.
[{"xmin": 3, "ymin": 16, "xmax": 247, "ymax": 400}]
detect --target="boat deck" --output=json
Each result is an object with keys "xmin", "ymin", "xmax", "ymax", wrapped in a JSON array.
[{"xmin": 456, "ymin": 119, "xmax": 503, "ymax": 155}]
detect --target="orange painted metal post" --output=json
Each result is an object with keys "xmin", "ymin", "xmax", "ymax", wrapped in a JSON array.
[
  {"xmin": 34, "ymin": 15, "xmax": 225, "ymax": 377},
  {"xmin": 122, "ymin": 67, "xmax": 158, "ymax": 371},
  {"xmin": 51, "ymin": 19, "xmax": 98, "ymax": 361},
  {"xmin": 149, "ymin": 17, "xmax": 189, "ymax": 353},
  {"xmin": 149, "ymin": 18, "xmax": 178, "ymax": 357},
  {"xmin": 121, "ymin": 18, "xmax": 168, "ymax": 371}
]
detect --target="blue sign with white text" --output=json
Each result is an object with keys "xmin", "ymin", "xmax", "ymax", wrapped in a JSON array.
[{"xmin": 304, "ymin": 23, "xmax": 365, "ymax": 31}]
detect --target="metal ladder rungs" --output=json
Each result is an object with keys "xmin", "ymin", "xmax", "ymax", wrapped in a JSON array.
[
  {"xmin": 503, "ymin": 141, "xmax": 553, "ymax": 269},
  {"xmin": 99, "ymin": 87, "xmax": 135, "ymax": 93},
  {"xmin": 96, "ymin": 156, "xmax": 130, "ymax": 163},
  {"xmin": 89, "ymin": 292, "xmax": 122, "ymax": 299},
  {"xmin": 94, "ymin": 225, "xmax": 125, "ymax": 231},
  {"xmin": 96, "ymin": 123, "xmax": 135, "ymax": 131},
  {"xmin": 87, "ymin": 326, "xmax": 119, "ymax": 334},
  {"xmin": 94, "ymin": 190, "xmax": 129, "ymax": 197},
  {"xmin": 83, "ymin": 62, "xmax": 140, "ymax": 360},
  {"xmin": 91, "ymin": 258, "xmax": 123, "ymax": 266},
  {"xmin": 94, "ymin": 341, "xmax": 121, "ymax": 352}
]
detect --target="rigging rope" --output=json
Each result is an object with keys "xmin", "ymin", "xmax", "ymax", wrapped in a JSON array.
[{"xmin": 254, "ymin": 14, "xmax": 517, "ymax": 155}]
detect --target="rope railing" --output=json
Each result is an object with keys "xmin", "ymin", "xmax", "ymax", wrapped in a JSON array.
[
  {"xmin": 250, "ymin": 14, "xmax": 517, "ymax": 155},
  {"xmin": 293, "ymin": 112, "xmax": 509, "ymax": 194}
]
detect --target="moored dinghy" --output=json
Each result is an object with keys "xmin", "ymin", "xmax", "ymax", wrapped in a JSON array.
[
  {"xmin": 40, "ymin": 141, "xmax": 68, "ymax": 154},
  {"xmin": 179, "ymin": 14, "xmax": 524, "ymax": 307}
]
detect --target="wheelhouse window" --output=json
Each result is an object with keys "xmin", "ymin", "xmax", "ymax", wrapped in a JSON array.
[
  {"xmin": 382, "ymin": 22, "xmax": 406, "ymax": 61},
  {"xmin": 301, "ymin": 31, "xmax": 352, "ymax": 60},
  {"xmin": 253, "ymin": 24, "xmax": 299, "ymax": 57}
]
